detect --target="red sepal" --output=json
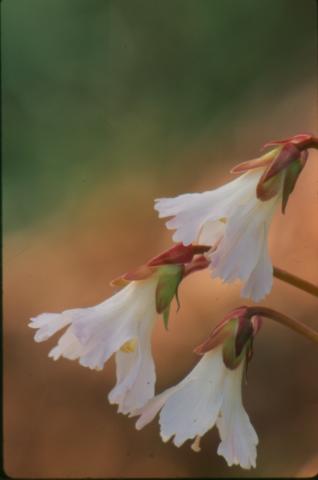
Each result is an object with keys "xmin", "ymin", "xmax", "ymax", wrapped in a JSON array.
[
  {"xmin": 110, "ymin": 264, "xmax": 155, "ymax": 286},
  {"xmin": 193, "ymin": 318, "xmax": 232, "ymax": 355},
  {"xmin": 111, "ymin": 243, "xmax": 211, "ymax": 288},
  {"xmin": 194, "ymin": 306, "xmax": 248, "ymax": 356},
  {"xmin": 230, "ymin": 150, "xmax": 276, "ymax": 174},
  {"xmin": 263, "ymin": 133, "xmax": 318, "ymax": 150},
  {"xmin": 258, "ymin": 144, "xmax": 299, "ymax": 184},
  {"xmin": 232, "ymin": 133, "xmax": 317, "ymax": 180},
  {"xmin": 148, "ymin": 243, "xmax": 211, "ymax": 267},
  {"xmin": 183, "ymin": 255, "xmax": 210, "ymax": 277},
  {"xmin": 256, "ymin": 144, "xmax": 300, "ymax": 201}
]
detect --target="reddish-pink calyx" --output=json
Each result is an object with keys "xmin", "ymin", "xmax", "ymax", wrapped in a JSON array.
[{"xmin": 111, "ymin": 243, "xmax": 211, "ymax": 287}]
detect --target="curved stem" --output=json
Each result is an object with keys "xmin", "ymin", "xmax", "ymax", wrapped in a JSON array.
[
  {"xmin": 273, "ymin": 266, "xmax": 318, "ymax": 298},
  {"xmin": 249, "ymin": 306, "xmax": 318, "ymax": 344}
]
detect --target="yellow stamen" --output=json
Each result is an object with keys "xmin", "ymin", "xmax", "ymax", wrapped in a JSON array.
[
  {"xmin": 120, "ymin": 339, "xmax": 137, "ymax": 353},
  {"xmin": 191, "ymin": 435, "xmax": 201, "ymax": 452},
  {"xmin": 219, "ymin": 217, "xmax": 227, "ymax": 224}
]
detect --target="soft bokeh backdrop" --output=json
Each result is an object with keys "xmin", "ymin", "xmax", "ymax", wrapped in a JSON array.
[{"xmin": 3, "ymin": 0, "xmax": 318, "ymax": 477}]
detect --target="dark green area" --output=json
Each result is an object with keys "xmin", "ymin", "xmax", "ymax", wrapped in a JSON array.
[{"xmin": 2, "ymin": 0, "xmax": 316, "ymax": 231}]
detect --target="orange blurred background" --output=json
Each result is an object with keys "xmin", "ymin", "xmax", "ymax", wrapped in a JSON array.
[{"xmin": 3, "ymin": 1, "xmax": 318, "ymax": 477}]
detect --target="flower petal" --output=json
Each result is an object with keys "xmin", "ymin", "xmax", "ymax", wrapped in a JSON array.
[
  {"xmin": 154, "ymin": 172, "xmax": 256, "ymax": 247},
  {"xmin": 134, "ymin": 385, "xmax": 179, "ymax": 428},
  {"xmin": 216, "ymin": 362, "xmax": 258, "ymax": 469},
  {"xmin": 29, "ymin": 312, "xmax": 73, "ymax": 342},
  {"xmin": 209, "ymin": 193, "xmax": 278, "ymax": 300},
  {"xmin": 241, "ymin": 226, "xmax": 273, "ymax": 301},
  {"xmin": 155, "ymin": 166, "xmax": 282, "ymax": 300},
  {"xmin": 108, "ymin": 312, "xmax": 156, "ymax": 414},
  {"xmin": 30, "ymin": 278, "xmax": 158, "ymax": 373},
  {"xmin": 48, "ymin": 326, "xmax": 89, "ymax": 362},
  {"xmin": 136, "ymin": 347, "xmax": 227, "ymax": 447}
]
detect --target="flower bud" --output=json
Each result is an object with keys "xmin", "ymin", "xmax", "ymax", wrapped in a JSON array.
[
  {"xmin": 194, "ymin": 307, "xmax": 262, "ymax": 370},
  {"xmin": 231, "ymin": 133, "xmax": 317, "ymax": 212}
]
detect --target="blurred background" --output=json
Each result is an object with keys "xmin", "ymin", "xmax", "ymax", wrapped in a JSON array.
[{"xmin": 3, "ymin": 0, "xmax": 318, "ymax": 477}]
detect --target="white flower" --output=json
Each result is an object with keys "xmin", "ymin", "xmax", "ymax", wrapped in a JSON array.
[
  {"xmin": 29, "ymin": 277, "xmax": 158, "ymax": 414},
  {"xmin": 135, "ymin": 345, "xmax": 258, "ymax": 470},
  {"xmin": 29, "ymin": 245, "xmax": 206, "ymax": 415},
  {"xmin": 155, "ymin": 166, "xmax": 282, "ymax": 301}
]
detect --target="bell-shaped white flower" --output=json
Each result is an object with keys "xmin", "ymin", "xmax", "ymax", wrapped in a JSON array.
[
  {"xmin": 135, "ymin": 307, "xmax": 262, "ymax": 469},
  {"xmin": 135, "ymin": 345, "xmax": 258, "ymax": 469},
  {"xmin": 155, "ymin": 140, "xmax": 310, "ymax": 301},
  {"xmin": 155, "ymin": 167, "xmax": 280, "ymax": 301},
  {"xmin": 29, "ymin": 244, "xmax": 209, "ymax": 415},
  {"xmin": 29, "ymin": 277, "xmax": 158, "ymax": 414}
]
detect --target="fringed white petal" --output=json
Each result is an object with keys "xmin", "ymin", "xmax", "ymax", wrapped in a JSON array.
[
  {"xmin": 134, "ymin": 385, "xmax": 180, "ymax": 429},
  {"xmin": 216, "ymin": 362, "xmax": 258, "ymax": 469},
  {"xmin": 108, "ymin": 311, "xmax": 156, "ymax": 414},
  {"xmin": 136, "ymin": 347, "xmax": 226, "ymax": 445},
  {"xmin": 209, "ymin": 196, "xmax": 276, "ymax": 282},
  {"xmin": 154, "ymin": 172, "xmax": 255, "ymax": 246},
  {"xmin": 156, "ymin": 167, "xmax": 282, "ymax": 300},
  {"xmin": 29, "ymin": 278, "xmax": 158, "ymax": 378},
  {"xmin": 210, "ymin": 195, "xmax": 278, "ymax": 301},
  {"xmin": 48, "ymin": 326, "xmax": 89, "ymax": 362},
  {"xmin": 241, "ymin": 225, "xmax": 273, "ymax": 301},
  {"xmin": 159, "ymin": 349, "xmax": 225, "ymax": 446},
  {"xmin": 209, "ymin": 204, "xmax": 263, "ymax": 283},
  {"xmin": 135, "ymin": 347, "xmax": 258, "ymax": 468},
  {"xmin": 155, "ymin": 191, "xmax": 219, "ymax": 245},
  {"xmin": 197, "ymin": 218, "xmax": 226, "ymax": 246},
  {"xmin": 29, "ymin": 312, "xmax": 73, "ymax": 342}
]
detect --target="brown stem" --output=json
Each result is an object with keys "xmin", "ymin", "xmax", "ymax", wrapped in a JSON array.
[
  {"xmin": 248, "ymin": 306, "xmax": 318, "ymax": 344},
  {"xmin": 273, "ymin": 266, "xmax": 318, "ymax": 298}
]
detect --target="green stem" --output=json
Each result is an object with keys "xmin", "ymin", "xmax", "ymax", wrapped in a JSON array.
[{"xmin": 273, "ymin": 266, "xmax": 318, "ymax": 298}]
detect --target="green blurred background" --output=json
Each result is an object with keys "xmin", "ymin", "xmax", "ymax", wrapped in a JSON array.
[
  {"xmin": 3, "ymin": 0, "xmax": 318, "ymax": 478},
  {"xmin": 3, "ymin": 0, "xmax": 317, "ymax": 232}
]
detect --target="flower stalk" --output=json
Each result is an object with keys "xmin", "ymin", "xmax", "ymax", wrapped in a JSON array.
[
  {"xmin": 273, "ymin": 266, "xmax": 318, "ymax": 299},
  {"xmin": 247, "ymin": 306, "xmax": 318, "ymax": 345}
]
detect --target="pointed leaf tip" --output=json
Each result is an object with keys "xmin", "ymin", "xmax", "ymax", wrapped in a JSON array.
[
  {"xmin": 163, "ymin": 306, "xmax": 170, "ymax": 330},
  {"xmin": 281, "ymin": 154, "xmax": 307, "ymax": 214},
  {"xmin": 155, "ymin": 265, "xmax": 183, "ymax": 329}
]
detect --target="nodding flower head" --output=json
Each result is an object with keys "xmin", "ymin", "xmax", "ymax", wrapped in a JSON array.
[
  {"xmin": 194, "ymin": 306, "xmax": 262, "ymax": 370},
  {"xmin": 29, "ymin": 243, "xmax": 210, "ymax": 415},
  {"xmin": 232, "ymin": 132, "xmax": 318, "ymax": 212},
  {"xmin": 154, "ymin": 133, "xmax": 317, "ymax": 301},
  {"xmin": 134, "ymin": 307, "xmax": 263, "ymax": 469}
]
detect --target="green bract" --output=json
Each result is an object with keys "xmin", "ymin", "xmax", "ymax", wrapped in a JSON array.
[
  {"xmin": 222, "ymin": 317, "xmax": 254, "ymax": 370},
  {"xmin": 155, "ymin": 264, "xmax": 184, "ymax": 329},
  {"xmin": 282, "ymin": 158, "xmax": 304, "ymax": 213}
]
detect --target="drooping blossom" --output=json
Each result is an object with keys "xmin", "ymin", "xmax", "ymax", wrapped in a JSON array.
[
  {"xmin": 134, "ymin": 307, "xmax": 262, "ymax": 469},
  {"xmin": 29, "ymin": 244, "xmax": 209, "ymax": 415},
  {"xmin": 155, "ymin": 134, "xmax": 317, "ymax": 301}
]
